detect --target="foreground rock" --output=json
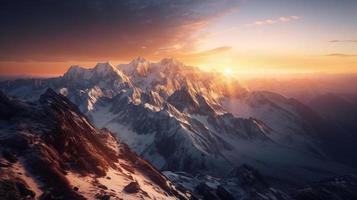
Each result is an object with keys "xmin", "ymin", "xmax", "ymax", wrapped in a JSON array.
[
  {"xmin": 1, "ymin": 58, "xmax": 356, "ymax": 187},
  {"xmin": 0, "ymin": 89, "xmax": 190, "ymax": 200},
  {"xmin": 123, "ymin": 181, "xmax": 140, "ymax": 193}
]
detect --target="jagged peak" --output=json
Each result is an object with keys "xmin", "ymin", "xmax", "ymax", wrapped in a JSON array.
[
  {"xmin": 39, "ymin": 88, "xmax": 66, "ymax": 104},
  {"xmin": 65, "ymin": 65, "xmax": 85, "ymax": 74},
  {"xmin": 167, "ymin": 86, "xmax": 218, "ymax": 115},
  {"xmin": 167, "ymin": 86, "xmax": 199, "ymax": 111},
  {"xmin": 40, "ymin": 88, "xmax": 69, "ymax": 105},
  {"xmin": 94, "ymin": 61, "xmax": 114, "ymax": 69},
  {"xmin": 39, "ymin": 88, "xmax": 89, "ymax": 121},
  {"xmin": 63, "ymin": 62, "xmax": 131, "ymax": 82},
  {"xmin": 130, "ymin": 56, "xmax": 148, "ymax": 64},
  {"xmin": 67, "ymin": 64, "xmax": 82, "ymax": 70},
  {"xmin": 119, "ymin": 56, "xmax": 151, "ymax": 76},
  {"xmin": 66, "ymin": 62, "xmax": 116, "ymax": 75},
  {"xmin": 93, "ymin": 62, "xmax": 119, "ymax": 76},
  {"xmin": 160, "ymin": 57, "xmax": 182, "ymax": 66},
  {"xmin": 63, "ymin": 64, "xmax": 88, "ymax": 79}
]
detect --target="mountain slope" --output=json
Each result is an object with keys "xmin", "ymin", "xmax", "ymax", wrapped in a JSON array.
[
  {"xmin": 0, "ymin": 89, "xmax": 189, "ymax": 200},
  {"xmin": 165, "ymin": 167, "xmax": 357, "ymax": 200},
  {"xmin": 1, "ymin": 58, "xmax": 356, "ymax": 189},
  {"xmin": 307, "ymin": 93, "xmax": 357, "ymax": 167}
]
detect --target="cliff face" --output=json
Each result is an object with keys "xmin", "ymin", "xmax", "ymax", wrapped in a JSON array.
[{"xmin": 0, "ymin": 89, "xmax": 189, "ymax": 200}]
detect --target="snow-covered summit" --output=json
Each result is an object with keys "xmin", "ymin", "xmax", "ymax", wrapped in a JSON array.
[
  {"xmin": 64, "ymin": 65, "xmax": 85, "ymax": 78},
  {"xmin": 1, "ymin": 57, "xmax": 357, "ymax": 195},
  {"xmin": 121, "ymin": 56, "xmax": 151, "ymax": 76},
  {"xmin": 63, "ymin": 62, "xmax": 129, "ymax": 82},
  {"xmin": 93, "ymin": 62, "xmax": 117, "ymax": 76},
  {"xmin": 160, "ymin": 57, "xmax": 183, "ymax": 66},
  {"xmin": 130, "ymin": 56, "xmax": 147, "ymax": 65}
]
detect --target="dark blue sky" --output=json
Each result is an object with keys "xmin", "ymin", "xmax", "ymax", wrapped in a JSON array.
[{"xmin": 0, "ymin": 0, "xmax": 356, "ymax": 75}]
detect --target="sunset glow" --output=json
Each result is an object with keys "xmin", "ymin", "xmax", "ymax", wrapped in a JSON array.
[
  {"xmin": 223, "ymin": 68, "xmax": 234, "ymax": 77},
  {"xmin": 0, "ymin": 0, "xmax": 356, "ymax": 77},
  {"xmin": 1, "ymin": 1, "xmax": 357, "ymax": 198}
]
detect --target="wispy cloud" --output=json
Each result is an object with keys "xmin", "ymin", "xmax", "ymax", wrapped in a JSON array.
[
  {"xmin": 0, "ymin": 0, "xmax": 240, "ymax": 62},
  {"xmin": 246, "ymin": 15, "xmax": 301, "ymax": 26},
  {"xmin": 178, "ymin": 46, "xmax": 232, "ymax": 59},
  {"xmin": 329, "ymin": 40, "xmax": 357, "ymax": 43},
  {"xmin": 325, "ymin": 53, "xmax": 357, "ymax": 57}
]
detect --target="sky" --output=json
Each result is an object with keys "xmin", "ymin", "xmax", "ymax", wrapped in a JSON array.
[{"xmin": 0, "ymin": 0, "xmax": 356, "ymax": 76}]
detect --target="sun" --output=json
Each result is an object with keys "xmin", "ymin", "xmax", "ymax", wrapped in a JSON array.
[{"xmin": 223, "ymin": 68, "xmax": 233, "ymax": 77}]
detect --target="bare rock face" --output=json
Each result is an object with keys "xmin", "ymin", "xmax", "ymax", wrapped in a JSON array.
[
  {"xmin": 0, "ymin": 177, "xmax": 36, "ymax": 200},
  {"xmin": 0, "ymin": 89, "xmax": 190, "ymax": 200},
  {"xmin": 1, "ymin": 58, "xmax": 357, "ymax": 199},
  {"xmin": 123, "ymin": 182, "xmax": 140, "ymax": 193}
]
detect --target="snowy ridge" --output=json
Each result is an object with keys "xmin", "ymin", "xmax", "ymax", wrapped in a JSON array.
[
  {"xmin": 1, "ymin": 57, "xmax": 357, "ymax": 194},
  {"xmin": 0, "ymin": 89, "xmax": 190, "ymax": 200},
  {"xmin": 64, "ymin": 62, "xmax": 129, "ymax": 82}
]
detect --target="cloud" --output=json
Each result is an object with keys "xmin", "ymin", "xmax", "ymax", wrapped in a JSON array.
[
  {"xmin": 164, "ymin": 46, "xmax": 232, "ymax": 60},
  {"xmin": 0, "ymin": 0, "xmax": 240, "ymax": 62},
  {"xmin": 246, "ymin": 15, "xmax": 301, "ymax": 26},
  {"xmin": 178, "ymin": 46, "xmax": 232, "ymax": 59},
  {"xmin": 329, "ymin": 40, "xmax": 357, "ymax": 43},
  {"xmin": 325, "ymin": 54, "xmax": 357, "ymax": 57}
]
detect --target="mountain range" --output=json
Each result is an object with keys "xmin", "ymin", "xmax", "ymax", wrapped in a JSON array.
[{"xmin": 1, "ymin": 57, "xmax": 357, "ymax": 199}]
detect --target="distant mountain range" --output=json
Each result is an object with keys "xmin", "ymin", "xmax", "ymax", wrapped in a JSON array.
[{"xmin": 1, "ymin": 57, "xmax": 357, "ymax": 199}]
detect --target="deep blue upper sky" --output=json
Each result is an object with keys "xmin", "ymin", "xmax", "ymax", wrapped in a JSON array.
[{"xmin": 0, "ymin": 0, "xmax": 356, "ymax": 75}]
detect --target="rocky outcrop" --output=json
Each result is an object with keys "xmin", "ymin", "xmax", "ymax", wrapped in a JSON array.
[
  {"xmin": 123, "ymin": 182, "xmax": 140, "ymax": 193},
  {"xmin": 0, "ymin": 89, "xmax": 190, "ymax": 200},
  {"xmin": 1, "ymin": 58, "xmax": 357, "ymax": 198}
]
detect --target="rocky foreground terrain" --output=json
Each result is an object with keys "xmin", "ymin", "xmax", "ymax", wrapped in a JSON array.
[
  {"xmin": 0, "ymin": 89, "xmax": 189, "ymax": 200},
  {"xmin": 1, "ymin": 57, "xmax": 357, "ymax": 199}
]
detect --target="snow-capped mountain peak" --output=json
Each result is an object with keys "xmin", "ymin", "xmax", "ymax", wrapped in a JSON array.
[
  {"xmin": 2, "ymin": 57, "xmax": 357, "ymax": 199},
  {"xmin": 119, "ymin": 56, "xmax": 151, "ymax": 76},
  {"xmin": 130, "ymin": 56, "xmax": 148, "ymax": 64},
  {"xmin": 160, "ymin": 57, "xmax": 183, "ymax": 66},
  {"xmin": 64, "ymin": 65, "xmax": 86, "ymax": 78},
  {"xmin": 63, "ymin": 62, "xmax": 129, "ymax": 82},
  {"xmin": 93, "ymin": 62, "xmax": 116, "ymax": 76}
]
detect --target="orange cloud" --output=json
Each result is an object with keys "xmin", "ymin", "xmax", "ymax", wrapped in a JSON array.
[
  {"xmin": 246, "ymin": 15, "xmax": 301, "ymax": 26},
  {"xmin": 178, "ymin": 46, "xmax": 232, "ymax": 59},
  {"xmin": 325, "ymin": 54, "xmax": 357, "ymax": 57},
  {"xmin": 0, "ymin": 1, "xmax": 240, "ymax": 63},
  {"xmin": 329, "ymin": 40, "xmax": 357, "ymax": 43}
]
